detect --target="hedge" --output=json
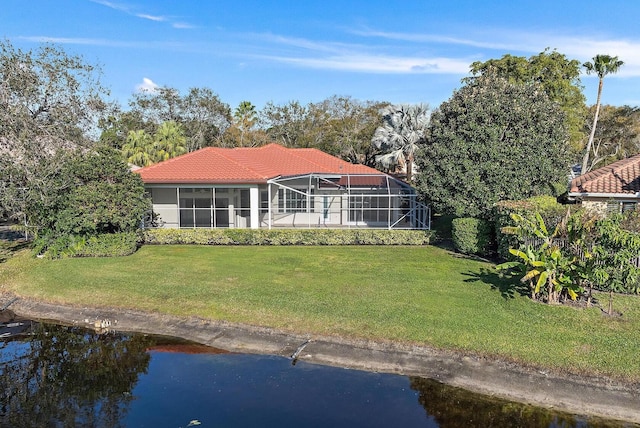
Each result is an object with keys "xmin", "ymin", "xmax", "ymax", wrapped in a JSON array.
[
  {"xmin": 451, "ymin": 217, "xmax": 492, "ymax": 256},
  {"xmin": 143, "ymin": 228, "xmax": 433, "ymax": 246}
]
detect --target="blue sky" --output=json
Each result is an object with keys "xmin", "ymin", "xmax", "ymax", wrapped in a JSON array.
[{"xmin": 3, "ymin": 0, "xmax": 640, "ymax": 111}]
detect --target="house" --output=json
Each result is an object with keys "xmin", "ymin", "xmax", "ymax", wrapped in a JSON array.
[
  {"xmin": 568, "ymin": 153, "xmax": 640, "ymax": 215},
  {"xmin": 136, "ymin": 143, "xmax": 430, "ymax": 230}
]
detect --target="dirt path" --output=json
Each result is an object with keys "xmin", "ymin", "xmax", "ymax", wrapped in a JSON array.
[{"xmin": 2, "ymin": 292, "xmax": 639, "ymax": 424}]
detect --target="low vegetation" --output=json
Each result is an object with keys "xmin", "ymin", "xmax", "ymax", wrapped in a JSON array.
[
  {"xmin": 2, "ymin": 245, "xmax": 640, "ymax": 382},
  {"xmin": 143, "ymin": 228, "xmax": 433, "ymax": 246}
]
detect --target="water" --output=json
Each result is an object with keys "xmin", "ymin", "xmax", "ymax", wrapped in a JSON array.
[{"xmin": 0, "ymin": 322, "xmax": 634, "ymax": 427}]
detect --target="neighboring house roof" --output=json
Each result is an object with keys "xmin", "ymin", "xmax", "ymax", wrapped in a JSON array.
[
  {"xmin": 569, "ymin": 153, "xmax": 640, "ymax": 196},
  {"xmin": 136, "ymin": 143, "xmax": 386, "ymax": 184}
]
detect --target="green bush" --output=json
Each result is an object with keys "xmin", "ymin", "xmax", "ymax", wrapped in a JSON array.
[
  {"xmin": 33, "ymin": 232, "xmax": 139, "ymax": 259},
  {"xmin": 451, "ymin": 217, "xmax": 492, "ymax": 256},
  {"xmin": 143, "ymin": 228, "xmax": 433, "ymax": 246}
]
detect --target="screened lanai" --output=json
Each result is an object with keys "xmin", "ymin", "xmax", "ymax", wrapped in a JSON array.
[{"xmin": 263, "ymin": 173, "xmax": 430, "ymax": 229}]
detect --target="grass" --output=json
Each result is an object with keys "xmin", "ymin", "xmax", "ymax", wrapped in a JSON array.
[{"xmin": 2, "ymin": 244, "xmax": 640, "ymax": 382}]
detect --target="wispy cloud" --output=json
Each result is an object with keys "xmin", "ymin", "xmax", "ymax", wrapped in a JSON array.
[
  {"xmin": 351, "ymin": 27, "xmax": 640, "ymax": 77},
  {"xmin": 258, "ymin": 54, "xmax": 470, "ymax": 74},
  {"xmin": 15, "ymin": 35, "xmax": 186, "ymax": 50},
  {"xmin": 90, "ymin": 0, "xmax": 192, "ymax": 28}
]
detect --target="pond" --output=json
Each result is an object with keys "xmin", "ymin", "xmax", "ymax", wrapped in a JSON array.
[{"xmin": 0, "ymin": 321, "xmax": 634, "ymax": 427}]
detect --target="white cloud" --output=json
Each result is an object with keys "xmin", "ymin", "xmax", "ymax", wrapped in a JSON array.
[
  {"xmin": 136, "ymin": 13, "xmax": 166, "ymax": 22},
  {"xmin": 90, "ymin": 0, "xmax": 191, "ymax": 27},
  {"xmin": 136, "ymin": 77, "xmax": 159, "ymax": 93}
]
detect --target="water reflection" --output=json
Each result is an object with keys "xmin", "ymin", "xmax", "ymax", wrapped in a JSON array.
[{"xmin": 0, "ymin": 322, "xmax": 635, "ymax": 428}]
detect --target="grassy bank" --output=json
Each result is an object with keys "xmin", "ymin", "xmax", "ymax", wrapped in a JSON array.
[{"xmin": 2, "ymin": 244, "xmax": 640, "ymax": 382}]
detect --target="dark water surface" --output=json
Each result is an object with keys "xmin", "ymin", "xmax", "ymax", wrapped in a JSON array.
[{"xmin": 0, "ymin": 322, "xmax": 634, "ymax": 427}]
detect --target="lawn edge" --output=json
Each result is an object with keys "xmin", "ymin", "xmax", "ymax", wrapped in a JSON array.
[{"xmin": 2, "ymin": 291, "xmax": 639, "ymax": 424}]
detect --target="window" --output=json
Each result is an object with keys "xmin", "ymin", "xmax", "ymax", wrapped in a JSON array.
[
  {"xmin": 278, "ymin": 188, "xmax": 314, "ymax": 213},
  {"xmin": 179, "ymin": 188, "xmax": 212, "ymax": 228}
]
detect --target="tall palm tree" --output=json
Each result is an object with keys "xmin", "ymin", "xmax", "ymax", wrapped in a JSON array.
[
  {"xmin": 234, "ymin": 101, "xmax": 257, "ymax": 146},
  {"xmin": 371, "ymin": 104, "xmax": 430, "ymax": 183},
  {"xmin": 581, "ymin": 54, "xmax": 624, "ymax": 174}
]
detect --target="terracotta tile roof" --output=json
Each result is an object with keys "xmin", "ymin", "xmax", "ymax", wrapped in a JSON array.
[
  {"xmin": 570, "ymin": 154, "xmax": 640, "ymax": 195},
  {"xmin": 136, "ymin": 143, "xmax": 384, "ymax": 184}
]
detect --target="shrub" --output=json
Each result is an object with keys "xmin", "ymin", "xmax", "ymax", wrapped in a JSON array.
[
  {"xmin": 33, "ymin": 232, "xmax": 139, "ymax": 259},
  {"xmin": 451, "ymin": 218, "xmax": 492, "ymax": 256},
  {"xmin": 143, "ymin": 228, "xmax": 433, "ymax": 246}
]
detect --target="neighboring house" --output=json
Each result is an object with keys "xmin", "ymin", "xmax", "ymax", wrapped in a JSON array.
[
  {"xmin": 568, "ymin": 153, "xmax": 640, "ymax": 215},
  {"xmin": 136, "ymin": 143, "xmax": 430, "ymax": 230}
]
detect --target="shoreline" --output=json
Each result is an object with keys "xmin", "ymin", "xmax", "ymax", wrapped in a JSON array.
[{"xmin": 3, "ymin": 292, "xmax": 640, "ymax": 424}]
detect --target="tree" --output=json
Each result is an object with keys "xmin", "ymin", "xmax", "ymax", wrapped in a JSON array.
[
  {"xmin": 122, "ymin": 122, "xmax": 186, "ymax": 166},
  {"xmin": 127, "ymin": 86, "xmax": 231, "ymax": 151},
  {"xmin": 153, "ymin": 121, "xmax": 186, "ymax": 161},
  {"xmin": 46, "ymin": 145, "xmax": 150, "ymax": 238},
  {"xmin": 0, "ymin": 40, "xmax": 108, "ymax": 228},
  {"xmin": 259, "ymin": 100, "xmax": 309, "ymax": 147},
  {"xmin": 229, "ymin": 101, "xmax": 261, "ymax": 147},
  {"xmin": 371, "ymin": 104, "xmax": 430, "ymax": 183},
  {"xmin": 122, "ymin": 129, "xmax": 153, "ymax": 166},
  {"xmin": 469, "ymin": 49, "xmax": 587, "ymax": 152},
  {"xmin": 415, "ymin": 72, "xmax": 571, "ymax": 219},
  {"xmin": 582, "ymin": 105, "xmax": 640, "ymax": 171},
  {"xmin": 581, "ymin": 55, "xmax": 625, "ymax": 173}
]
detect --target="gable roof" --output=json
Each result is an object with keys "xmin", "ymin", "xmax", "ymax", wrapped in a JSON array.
[
  {"xmin": 569, "ymin": 153, "xmax": 640, "ymax": 196},
  {"xmin": 136, "ymin": 143, "xmax": 386, "ymax": 184}
]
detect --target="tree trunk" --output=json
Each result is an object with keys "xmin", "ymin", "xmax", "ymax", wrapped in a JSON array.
[
  {"xmin": 581, "ymin": 78, "xmax": 604, "ymax": 174},
  {"xmin": 608, "ymin": 289, "xmax": 614, "ymax": 315}
]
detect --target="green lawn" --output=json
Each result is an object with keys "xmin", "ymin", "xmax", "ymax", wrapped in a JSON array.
[{"xmin": 2, "ymin": 244, "xmax": 640, "ymax": 381}]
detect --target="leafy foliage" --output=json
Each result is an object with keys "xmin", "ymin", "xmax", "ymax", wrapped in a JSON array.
[
  {"xmin": 122, "ymin": 121, "xmax": 187, "ymax": 166},
  {"xmin": 497, "ymin": 213, "xmax": 581, "ymax": 303},
  {"xmin": 468, "ymin": 48, "xmax": 587, "ymax": 152},
  {"xmin": 0, "ymin": 40, "xmax": 109, "ymax": 228},
  {"xmin": 143, "ymin": 228, "xmax": 433, "ymax": 246},
  {"xmin": 451, "ymin": 217, "xmax": 492, "ymax": 256},
  {"xmin": 415, "ymin": 72, "xmax": 571, "ymax": 219},
  {"xmin": 121, "ymin": 86, "xmax": 232, "ymax": 152},
  {"xmin": 371, "ymin": 104, "xmax": 430, "ymax": 182},
  {"xmin": 582, "ymin": 105, "xmax": 640, "ymax": 171},
  {"xmin": 258, "ymin": 96, "xmax": 388, "ymax": 166}
]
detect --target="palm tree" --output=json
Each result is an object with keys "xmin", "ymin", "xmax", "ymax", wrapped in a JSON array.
[
  {"xmin": 371, "ymin": 104, "xmax": 430, "ymax": 183},
  {"xmin": 122, "ymin": 129, "xmax": 153, "ymax": 167},
  {"xmin": 234, "ymin": 101, "xmax": 257, "ymax": 146},
  {"xmin": 581, "ymin": 55, "xmax": 624, "ymax": 174},
  {"xmin": 153, "ymin": 121, "xmax": 186, "ymax": 162}
]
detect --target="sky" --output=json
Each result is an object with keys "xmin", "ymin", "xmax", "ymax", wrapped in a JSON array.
[{"xmin": 2, "ymin": 0, "xmax": 640, "ymax": 111}]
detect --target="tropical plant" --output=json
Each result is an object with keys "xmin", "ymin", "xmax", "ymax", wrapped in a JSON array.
[
  {"xmin": 153, "ymin": 121, "xmax": 186, "ymax": 162},
  {"xmin": 588, "ymin": 214, "xmax": 640, "ymax": 315},
  {"xmin": 371, "ymin": 104, "xmax": 430, "ymax": 183},
  {"xmin": 581, "ymin": 54, "xmax": 624, "ymax": 173},
  {"xmin": 122, "ymin": 129, "xmax": 153, "ymax": 167},
  {"xmin": 497, "ymin": 213, "xmax": 580, "ymax": 304}
]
